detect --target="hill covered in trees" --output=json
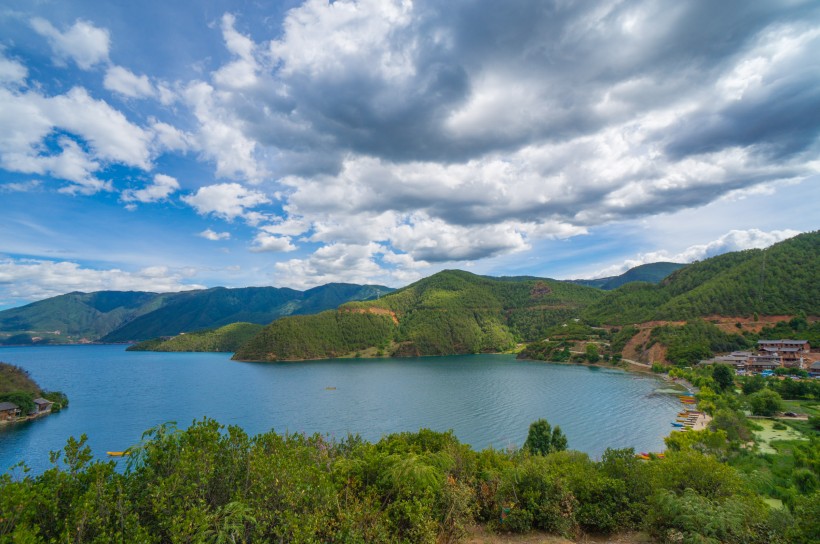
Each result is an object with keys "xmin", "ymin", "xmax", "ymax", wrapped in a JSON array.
[
  {"xmin": 569, "ymin": 261, "xmax": 686, "ymax": 290},
  {"xmin": 126, "ymin": 323, "xmax": 265, "ymax": 352},
  {"xmin": 234, "ymin": 270, "xmax": 604, "ymax": 361},
  {"xmin": 0, "ymin": 362, "xmax": 68, "ymax": 416},
  {"xmin": 0, "ymin": 283, "xmax": 392, "ymax": 344},
  {"xmin": 582, "ymin": 231, "xmax": 819, "ymax": 325}
]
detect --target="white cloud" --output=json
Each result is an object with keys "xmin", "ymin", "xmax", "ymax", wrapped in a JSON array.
[
  {"xmin": 30, "ymin": 18, "xmax": 110, "ymax": 70},
  {"xmin": 183, "ymin": 81, "xmax": 266, "ymax": 182},
  {"xmin": 589, "ymin": 228, "xmax": 801, "ymax": 278},
  {"xmin": 199, "ymin": 229, "xmax": 231, "ymax": 241},
  {"xmin": 0, "ymin": 258, "xmax": 204, "ymax": 302},
  {"xmin": 121, "ymin": 173, "xmax": 180, "ymax": 204},
  {"xmin": 103, "ymin": 65, "xmax": 155, "ymax": 98},
  {"xmin": 151, "ymin": 121, "xmax": 192, "ymax": 153},
  {"xmin": 0, "ymin": 53, "xmax": 27, "ymax": 84},
  {"xmin": 0, "ymin": 85, "xmax": 153, "ymax": 193},
  {"xmin": 273, "ymin": 242, "xmax": 387, "ymax": 289},
  {"xmin": 182, "ymin": 182, "xmax": 270, "ymax": 222},
  {"xmin": 0, "ymin": 180, "xmax": 41, "ymax": 193},
  {"xmin": 249, "ymin": 233, "xmax": 296, "ymax": 253}
]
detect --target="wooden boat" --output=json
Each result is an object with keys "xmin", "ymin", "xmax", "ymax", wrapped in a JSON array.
[{"xmin": 106, "ymin": 451, "xmax": 129, "ymax": 456}]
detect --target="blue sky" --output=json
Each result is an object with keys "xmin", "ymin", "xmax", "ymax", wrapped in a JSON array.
[{"xmin": 0, "ymin": 0, "xmax": 818, "ymax": 309}]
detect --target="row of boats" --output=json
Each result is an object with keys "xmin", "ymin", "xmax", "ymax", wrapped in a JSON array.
[
  {"xmin": 637, "ymin": 394, "xmax": 700, "ymax": 460},
  {"xmin": 671, "ymin": 395, "xmax": 700, "ymax": 431}
]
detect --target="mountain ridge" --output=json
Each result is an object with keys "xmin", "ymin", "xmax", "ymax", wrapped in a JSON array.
[{"xmin": 0, "ymin": 283, "xmax": 393, "ymax": 344}]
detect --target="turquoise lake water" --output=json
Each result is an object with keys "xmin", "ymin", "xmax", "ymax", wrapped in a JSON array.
[{"xmin": 0, "ymin": 345, "xmax": 682, "ymax": 474}]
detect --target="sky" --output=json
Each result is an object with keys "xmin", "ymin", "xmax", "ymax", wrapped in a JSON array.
[{"xmin": 0, "ymin": 0, "xmax": 818, "ymax": 310}]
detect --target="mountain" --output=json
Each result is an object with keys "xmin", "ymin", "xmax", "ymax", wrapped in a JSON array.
[
  {"xmin": 582, "ymin": 231, "xmax": 819, "ymax": 325},
  {"xmin": 102, "ymin": 283, "xmax": 391, "ymax": 342},
  {"xmin": 233, "ymin": 270, "xmax": 604, "ymax": 362},
  {"xmin": 0, "ymin": 291, "xmax": 170, "ymax": 343},
  {"xmin": 126, "ymin": 322, "xmax": 265, "ymax": 352},
  {"xmin": 0, "ymin": 283, "xmax": 393, "ymax": 344},
  {"xmin": 568, "ymin": 262, "xmax": 686, "ymax": 290}
]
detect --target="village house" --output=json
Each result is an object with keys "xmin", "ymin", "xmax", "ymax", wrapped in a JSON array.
[
  {"xmin": 31, "ymin": 397, "xmax": 54, "ymax": 415},
  {"xmin": 0, "ymin": 401, "xmax": 21, "ymax": 422},
  {"xmin": 700, "ymin": 339, "xmax": 812, "ymax": 374},
  {"xmin": 810, "ymin": 361, "xmax": 820, "ymax": 378}
]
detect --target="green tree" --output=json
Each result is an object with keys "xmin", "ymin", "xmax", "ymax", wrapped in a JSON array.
[
  {"xmin": 712, "ymin": 364, "xmax": 735, "ymax": 392},
  {"xmin": 523, "ymin": 419, "xmax": 568, "ymax": 455},
  {"xmin": 585, "ymin": 343, "xmax": 600, "ymax": 363},
  {"xmin": 741, "ymin": 374, "xmax": 766, "ymax": 395},
  {"xmin": 749, "ymin": 389, "xmax": 783, "ymax": 416}
]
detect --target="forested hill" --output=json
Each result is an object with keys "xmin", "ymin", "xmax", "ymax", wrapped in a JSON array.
[
  {"xmin": 127, "ymin": 322, "xmax": 264, "ymax": 353},
  {"xmin": 569, "ymin": 262, "xmax": 686, "ymax": 290},
  {"xmin": 583, "ymin": 230, "xmax": 819, "ymax": 325},
  {"xmin": 0, "ymin": 283, "xmax": 392, "ymax": 344},
  {"xmin": 0, "ymin": 291, "xmax": 169, "ymax": 343},
  {"xmin": 101, "ymin": 283, "xmax": 391, "ymax": 342},
  {"xmin": 233, "ymin": 270, "xmax": 604, "ymax": 361}
]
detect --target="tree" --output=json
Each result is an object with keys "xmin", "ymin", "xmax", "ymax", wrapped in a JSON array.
[
  {"xmin": 741, "ymin": 374, "xmax": 766, "ymax": 395},
  {"xmin": 524, "ymin": 419, "xmax": 568, "ymax": 455},
  {"xmin": 711, "ymin": 364, "xmax": 735, "ymax": 392},
  {"xmin": 585, "ymin": 344, "xmax": 600, "ymax": 363},
  {"xmin": 749, "ymin": 389, "xmax": 783, "ymax": 416}
]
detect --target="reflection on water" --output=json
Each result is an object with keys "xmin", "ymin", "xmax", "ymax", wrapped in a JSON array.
[{"xmin": 0, "ymin": 345, "xmax": 681, "ymax": 474}]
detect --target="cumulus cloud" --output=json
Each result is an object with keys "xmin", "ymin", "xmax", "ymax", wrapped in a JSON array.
[
  {"xmin": 182, "ymin": 182, "xmax": 270, "ymax": 223},
  {"xmin": 30, "ymin": 18, "xmax": 109, "ymax": 70},
  {"xmin": 0, "ymin": 258, "xmax": 204, "ymax": 302},
  {"xmin": 169, "ymin": 0, "xmax": 818, "ymax": 285},
  {"xmin": 103, "ymin": 65, "xmax": 155, "ymax": 98},
  {"xmin": 589, "ymin": 228, "xmax": 801, "ymax": 278},
  {"xmin": 0, "ymin": 53, "xmax": 27, "ymax": 84},
  {"xmin": 273, "ymin": 243, "xmax": 388, "ymax": 289},
  {"xmin": 121, "ymin": 173, "xmax": 180, "ymax": 205},
  {"xmin": 0, "ymin": 85, "xmax": 153, "ymax": 193},
  {"xmin": 249, "ymin": 233, "xmax": 296, "ymax": 253},
  {"xmin": 199, "ymin": 229, "xmax": 231, "ymax": 241}
]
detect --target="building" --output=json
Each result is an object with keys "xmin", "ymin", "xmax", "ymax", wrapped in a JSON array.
[
  {"xmin": 810, "ymin": 361, "xmax": 820, "ymax": 378},
  {"xmin": 712, "ymin": 351, "xmax": 753, "ymax": 370},
  {"xmin": 746, "ymin": 355, "xmax": 782, "ymax": 373},
  {"xmin": 31, "ymin": 398, "xmax": 54, "ymax": 415},
  {"xmin": 757, "ymin": 339, "xmax": 810, "ymax": 353},
  {"xmin": 0, "ymin": 401, "xmax": 21, "ymax": 421}
]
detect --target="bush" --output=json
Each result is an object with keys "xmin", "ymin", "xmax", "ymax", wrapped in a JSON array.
[{"xmin": 749, "ymin": 389, "xmax": 783, "ymax": 416}]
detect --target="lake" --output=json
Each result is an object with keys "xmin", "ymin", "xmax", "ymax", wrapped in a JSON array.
[{"xmin": 0, "ymin": 345, "xmax": 683, "ymax": 474}]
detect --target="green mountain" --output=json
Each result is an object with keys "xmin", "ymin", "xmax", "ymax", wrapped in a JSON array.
[
  {"xmin": 0, "ymin": 284, "xmax": 393, "ymax": 344},
  {"xmin": 127, "ymin": 322, "xmax": 265, "ymax": 352},
  {"xmin": 0, "ymin": 291, "xmax": 169, "ymax": 343},
  {"xmin": 583, "ymin": 231, "xmax": 819, "ymax": 325},
  {"xmin": 234, "ymin": 270, "xmax": 604, "ymax": 362},
  {"xmin": 101, "ymin": 283, "xmax": 392, "ymax": 342},
  {"xmin": 569, "ymin": 262, "xmax": 686, "ymax": 290}
]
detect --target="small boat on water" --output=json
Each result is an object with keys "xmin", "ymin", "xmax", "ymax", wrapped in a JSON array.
[
  {"xmin": 106, "ymin": 451, "xmax": 128, "ymax": 457},
  {"xmin": 671, "ymin": 422, "xmax": 684, "ymax": 427}
]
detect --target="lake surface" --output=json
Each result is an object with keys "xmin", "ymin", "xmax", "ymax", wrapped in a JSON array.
[{"xmin": 0, "ymin": 345, "xmax": 683, "ymax": 474}]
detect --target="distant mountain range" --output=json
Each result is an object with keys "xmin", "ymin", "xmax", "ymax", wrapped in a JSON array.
[
  {"xmin": 3, "ymin": 231, "xmax": 816, "ymax": 356},
  {"xmin": 0, "ymin": 284, "xmax": 392, "ymax": 344},
  {"xmin": 568, "ymin": 262, "xmax": 686, "ymax": 290}
]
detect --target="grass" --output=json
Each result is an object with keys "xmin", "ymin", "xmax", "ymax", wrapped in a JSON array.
[{"xmin": 753, "ymin": 419, "xmax": 807, "ymax": 454}]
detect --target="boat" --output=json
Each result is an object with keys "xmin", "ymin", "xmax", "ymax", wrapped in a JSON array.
[
  {"xmin": 671, "ymin": 422, "xmax": 684, "ymax": 427},
  {"xmin": 106, "ymin": 451, "xmax": 129, "ymax": 456}
]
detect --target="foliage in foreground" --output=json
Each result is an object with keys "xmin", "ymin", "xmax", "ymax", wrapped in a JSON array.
[{"xmin": 1, "ymin": 417, "xmax": 816, "ymax": 543}]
